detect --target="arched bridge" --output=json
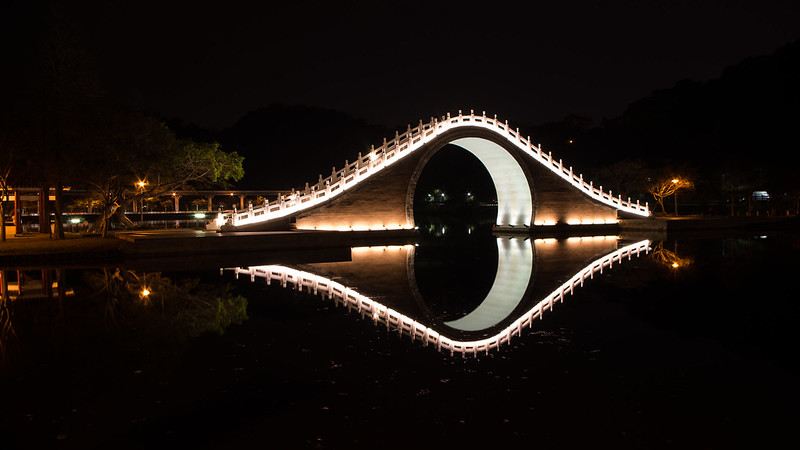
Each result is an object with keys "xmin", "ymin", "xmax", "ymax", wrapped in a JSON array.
[
  {"xmin": 208, "ymin": 111, "xmax": 650, "ymax": 232},
  {"xmin": 225, "ymin": 237, "xmax": 651, "ymax": 357}
]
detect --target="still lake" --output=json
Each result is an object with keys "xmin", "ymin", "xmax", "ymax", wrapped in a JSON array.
[{"xmin": 1, "ymin": 226, "xmax": 799, "ymax": 449}]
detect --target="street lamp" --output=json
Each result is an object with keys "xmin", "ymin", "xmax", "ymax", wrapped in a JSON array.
[
  {"xmin": 136, "ymin": 180, "xmax": 147, "ymax": 223},
  {"xmin": 672, "ymin": 179, "xmax": 679, "ymax": 216}
]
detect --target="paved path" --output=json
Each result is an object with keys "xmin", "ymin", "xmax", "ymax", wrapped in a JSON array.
[{"xmin": 0, "ymin": 232, "xmax": 123, "ymax": 256}]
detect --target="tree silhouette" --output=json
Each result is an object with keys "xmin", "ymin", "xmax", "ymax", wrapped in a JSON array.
[{"xmin": 648, "ymin": 177, "xmax": 693, "ymax": 214}]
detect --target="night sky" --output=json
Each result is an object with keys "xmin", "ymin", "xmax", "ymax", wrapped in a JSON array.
[{"xmin": 3, "ymin": 0, "xmax": 800, "ymax": 130}]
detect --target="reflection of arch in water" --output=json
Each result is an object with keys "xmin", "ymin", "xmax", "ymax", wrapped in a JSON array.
[
  {"xmin": 226, "ymin": 239, "xmax": 650, "ymax": 357},
  {"xmin": 410, "ymin": 237, "xmax": 534, "ymax": 333},
  {"xmin": 410, "ymin": 235, "xmax": 631, "ymax": 336}
]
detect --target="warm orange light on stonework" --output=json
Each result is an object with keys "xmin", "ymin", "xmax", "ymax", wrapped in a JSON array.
[{"xmin": 211, "ymin": 111, "xmax": 650, "ymax": 232}]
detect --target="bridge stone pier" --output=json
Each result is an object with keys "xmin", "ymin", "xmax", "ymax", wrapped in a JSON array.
[{"xmin": 211, "ymin": 111, "xmax": 649, "ymax": 232}]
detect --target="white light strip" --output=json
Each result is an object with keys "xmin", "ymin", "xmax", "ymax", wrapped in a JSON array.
[
  {"xmin": 224, "ymin": 239, "xmax": 650, "ymax": 357},
  {"xmin": 213, "ymin": 111, "xmax": 650, "ymax": 230}
]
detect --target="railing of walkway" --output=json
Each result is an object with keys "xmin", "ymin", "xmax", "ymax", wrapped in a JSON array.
[
  {"xmin": 224, "ymin": 239, "xmax": 651, "ymax": 357},
  {"xmin": 212, "ymin": 110, "xmax": 650, "ymax": 230}
]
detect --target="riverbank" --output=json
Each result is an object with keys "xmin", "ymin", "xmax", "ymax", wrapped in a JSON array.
[
  {"xmin": 0, "ymin": 228, "xmax": 419, "ymax": 269},
  {"xmin": 1, "ymin": 215, "xmax": 796, "ymax": 269},
  {"xmin": 0, "ymin": 232, "xmax": 125, "ymax": 268},
  {"xmin": 619, "ymin": 214, "xmax": 799, "ymax": 239}
]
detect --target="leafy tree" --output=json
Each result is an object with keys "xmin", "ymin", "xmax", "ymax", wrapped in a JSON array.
[
  {"xmin": 34, "ymin": 8, "xmax": 101, "ymax": 239},
  {"xmin": 75, "ymin": 111, "xmax": 244, "ymax": 236},
  {"xmin": 648, "ymin": 177, "xmax": 694, "ymax": 214},
  {"xmin": 650, "ymin": 241, "xmax": 694, "ymax": 270},
  {"xmin": 0, "ymin": 8, "xmax": 242, "ymax": 239},
  {"xmin": 84, "ymin": 268, "xmax": 248, "ymax": 338},
  {"xmin": 168, "ymin": 140, "xmax": 245, "ymax": 189},
  {"xmin": 191, "ymin": 198, "xmax": 210, "ymax": 211}
]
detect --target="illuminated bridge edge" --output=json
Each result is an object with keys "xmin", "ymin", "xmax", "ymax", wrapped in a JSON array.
[
  {"xmin": 210, "ymin": 111, "xmax": 651, "ymax": 231},
  {"xmin": 224, "ymin": 239, "xmax": 651, "ymax": 357}
]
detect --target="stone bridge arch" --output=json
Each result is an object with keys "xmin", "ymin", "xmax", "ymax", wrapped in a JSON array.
[
  {"xmin": 214, "ymin": 112, "xmax": 649, "ymax": 232},
  {"xmin": 406, "ymin": 127, "xmax": 534, "ymax": 228},
  {"xmin": 294, "ymin": 126, "xmax": 618, "ymax": 231}
]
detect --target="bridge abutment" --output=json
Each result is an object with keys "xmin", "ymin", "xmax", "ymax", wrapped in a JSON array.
[{"xmin": 295, "ymin": 150, "xmax": 420, "ymax": 231}]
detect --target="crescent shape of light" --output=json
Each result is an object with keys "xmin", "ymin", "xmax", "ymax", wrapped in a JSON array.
[
  {"xmin": 448, "ymin": 137, "xmax": 533, "ymax": 227},
  {"xmin": 212, "ymin": 111, "xmax": 650, "ymax": 231},
  {"xmin": 443, "ymin": 237, "xmax": 533, "ymax": 331},
  {"xmin": 225, "ymin": 239, "xmax": 652, "ymax": 357}
]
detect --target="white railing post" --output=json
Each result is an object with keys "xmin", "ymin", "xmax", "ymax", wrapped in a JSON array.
[{"xmin": 217, "ymin": 110, "xmax": 649, "ymax": 229}]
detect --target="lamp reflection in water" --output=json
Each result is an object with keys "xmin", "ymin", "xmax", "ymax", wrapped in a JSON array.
[
  {"xmin": 651, "ymin": 241, "xmax": 693, "ymax": 270},
  {"xmin": 225, "ymin": 238, "xmax": 650, "ymax": 357}
]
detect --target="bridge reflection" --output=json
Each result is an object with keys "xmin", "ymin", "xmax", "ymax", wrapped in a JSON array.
[{"xmin": 226, "ymin": 236, "xmax": 650, "ymax": 357}]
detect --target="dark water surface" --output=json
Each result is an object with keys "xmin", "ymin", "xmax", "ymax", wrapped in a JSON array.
[{"xmin": 1, "ymin": 230, "xmax": 799, "ymax": 449}]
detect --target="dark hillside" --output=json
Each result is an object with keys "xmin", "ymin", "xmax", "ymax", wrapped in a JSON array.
[
  {"xmin": 606, "ymin": 40, "xmax": 798, "ymax": 172},
  {"xmin": 535, "ymin": 39, "xmax": 800, "ymax": 207},
  {"xmin": 218, "ymin": 105, "xmax": 392, "ymax": 190}
]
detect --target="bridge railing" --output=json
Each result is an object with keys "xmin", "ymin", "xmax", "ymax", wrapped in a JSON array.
[
  {"xmin": 212, "ymin": 110, "xmax": 649, "ymax": 229},
  {"xmin": 224, "ymin": 239, "xmax": 650, "ymax": 357}
]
